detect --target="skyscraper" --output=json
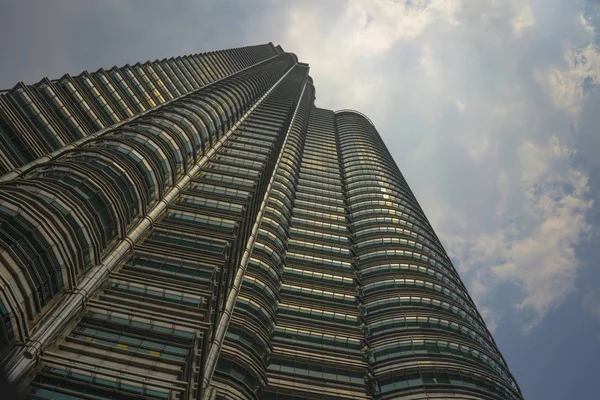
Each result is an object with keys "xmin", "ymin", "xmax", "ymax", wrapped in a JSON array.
[{"xmin": 0, "ymin": 43, "xmax": 523, "ymax": 399}]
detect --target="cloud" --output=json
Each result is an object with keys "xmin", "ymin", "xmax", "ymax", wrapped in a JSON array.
[
  {"xmin": 535, "ymin": 42, "xmax": 600, "ymax": 116},
  {"xmin": 511, "ymin": 5, "xmax": 535, "ymax": 37},
  {"xmin": 468, "ymin": 137, "xmax": 591, "ymax": 333}
]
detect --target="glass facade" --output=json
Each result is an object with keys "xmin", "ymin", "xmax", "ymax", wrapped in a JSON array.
[{"xmin": 0, "ymin": 43, "xmax": 522, "ymax": 400}]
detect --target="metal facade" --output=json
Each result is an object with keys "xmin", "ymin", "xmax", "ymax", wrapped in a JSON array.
[{"xmin": 0, "ymin": 43, "xmax": 523, "ymax": 400}]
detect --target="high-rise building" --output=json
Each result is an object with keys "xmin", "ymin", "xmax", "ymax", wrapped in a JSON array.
[{"xmin": 0, "ymin": 43, "xmax": 523, "ymax": 400}]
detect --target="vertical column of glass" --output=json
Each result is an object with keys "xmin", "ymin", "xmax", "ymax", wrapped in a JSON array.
[
  {"xmin": 336, "ymin": 111, "xmax": 522, "ymax": 400},
  {"xmin": 262, "ymin": 107, "xmax": 370, "ymax": 400},
  {"xmin": 206, "ymin": 67, "xmax": 310, "ymax": 400}
]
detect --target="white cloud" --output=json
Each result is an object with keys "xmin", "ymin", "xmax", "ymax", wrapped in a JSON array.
[
  {"xmin": 280, "ymin": 0, "xmax": 465, "ymax": 112},
  {"xmin": 535, "ymin": 42, "xmax": 600, "ymax": 116},
  {"xmin": 511, "ymin": 5, "xmax": 535, "ymax": 37},
  {"xmin": 446, "ymin": 136, "xmax": 592, "ymax": 333}
]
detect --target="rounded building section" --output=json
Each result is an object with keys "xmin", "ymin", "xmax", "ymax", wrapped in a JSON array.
[
  {"xmin": 334, "ymin": 110, "xmax": 522, "ymax": 400},
  {"xmin": 0, "ymin": 54, "xmax": 297, "ymax": 361}
]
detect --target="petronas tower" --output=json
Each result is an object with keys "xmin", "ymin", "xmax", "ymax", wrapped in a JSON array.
[{"xmin": 0, "ymin": 43, "xmax": 523, "ymax": 400}]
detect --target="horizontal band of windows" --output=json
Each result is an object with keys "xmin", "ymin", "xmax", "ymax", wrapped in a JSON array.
[
  {"xmin": 299, "ymin": 161, "xmax": 340, "ymax": 175},
  {"xmin": 277, "ymin": 304, "xmax": 358, "ymax": 326},
  {"xmin": 358, "ymin": 262, "xmax": 466, "ymax": 300},
  {"xmin": 71, "ymin": 325, "xmax": 188, "ymax": 362},
  {"xmin": 344, "ymin": 178, "xmax": 412, "ymax": 195},
  {"xmin": 370, "ymin": 339, "xmax": 510, "ymax": 380},
  {"xmin": 376, "ymin": 369, "xmax": 520, "ymax": 400},
  {"xmin": 356, "ymin": 249, "xmax": 459, "ymax": 279},
  {"xmin": 353, "ymin": 226, "xmax": 448, "ymax": 259},
  {"xmin": 107, "ymin": 281, "xmax": 204, "ymax": 309},
  {"xmin": 352, "ymin": 216, "xmax": 442, "ymax": 250},
  {"xmin": 361, "ymin": 279, "xmax": 474, "ymax": 315},
  {"xmin": 295, "ymin": 184, "xmax": 343, "ymax": 199},
  {"xmin": 82, "ymin": 310, "xmax": 195, "ymax": 341},
  {"xmin": 293, "ymin": 208, "xmax": 346, "ymax": 223},
  {"xmin": 305, "ymin": 135, "xmax": 336, "ymax": 145},
  {"xmin": 298, "ymin": 169, "xmax": 341, "ymax": 182},
  {"xmin": 229, "ymin": 135, "xmax": 273, "ymax": 149},
  {"xmin": 286, "ymin": 252, "xmax": 352, "ymax": 271},
  {"xmin": 267, "ymin": 357, "xmax": 364, "ymax": 385},
  {"xmin": 303, "ymin": 144, "xmax": 338, "ymax": 155},
  {"xmin": 296, "ymin": 180, "xmax": 341, "ymax": 194},
  {"xmin": 351, "ymin": 209, "xmax": 433, "ymax": 234},
  {"xmin": 367, "ymin": 315, "xmax": 502, "ymax": 360},
  {"xmin": 291, "ymin": 216, "xmax": 346, "ymax": 233},
  {"xmin": 344, "ymin": 160, "xmax": 400, "ymax": 177},
  {"xmin": 227, "ymin": 140, "xmax": 271, "ymax": 154},
  {"xmin": 188, "ymin": 181, "xmax": 251, "ymax": 200},
  {"xmin": 236, "ymin": 131, "xmax": 277, "ymax": 146},
  {"xmin": 294, "ymin": 199, "xmax": 345, "ymax": 214},
  {"xmin": 219, "ymin": 147, "xmax": 268, "ymax": 162},
  {"xmin": 273, "ymin": 326, "xmax": 362, "ymax": 354},
  {"xmin": 295, "ymin": 191, "xmax": 345, "ymax": 207},
  {"xmin": 287, "ymin": 239, "xmax": 351, "ymax": 257},
  {"xmin": 342, "ymin": 154, "xmax": 396, "ymax": 168},
  {"xmin": 346, "ymin": 176, "xmax": 412, "ymax": 197},
  {"xmin": 289, "ymin": 227, "xmax": 348, "ymax": 244},
  {"xmin": 283, "ymin": 266, "xmax": 354, "ymax": 288},
  {"xmin": 146, "ymin": 229, "xmax": 228, "ymax": 255},
  {"xmin": 179, "ymin": 194, "xmax": 244, "ymax": 215},
  {"xmin": 347, "ymin": 190, "xmax": 421, "ymax": 215},
  {"xmin": 301, "ymin": 152, "xmax": 341, "ymax": 166},
  {"xmin": 206, "ymin": 162, "xmax": 261, "ymax": 178},
  {"xmin": 363, "ymin": 297, "xmax": 488, "ymax": 338},
  {"xmin": 28, "ymin": 367, "xmax": 170, "ymax": 400},
  {"xmin": 303, "ymin": 150, "xmax": 338, "ymax": 161},
  {"xmin": 164, "ymin": 210, "xmax": 236, "ymax": 233},
  {"xmin": 341, "ymin": 149, "xmax": 390, "ymax": 162},
  {"xmin": 196, "ymin": 171, "xmax": 256, "ymax": 188},
  {"xmin": 356, "ymin": 237, "xmax": 449, "ymax": 267},
  {"xmin": 125, "ymin": 252, "xmax": 215, "ymax": 284},
  {"xmin": 281, "ymin": 284, "xmax": 355, "ymax": 305},
  {"xmin": 345, "ymin": 177, "xmax": 411, "ymax": 195},
  {"xmin": 349, "ymin": 201, "xmax": 429, "ymax": 227}
]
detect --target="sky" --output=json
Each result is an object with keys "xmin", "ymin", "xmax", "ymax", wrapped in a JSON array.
[{"xmin": 1, "ymin": 0, "xmax": 599, "ymax": 398}]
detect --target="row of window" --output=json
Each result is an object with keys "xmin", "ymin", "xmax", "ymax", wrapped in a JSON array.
[
  {"xmin": 377, "ymin": 370, "xmax": 519, "ymax": 399},
  {"xmin": 364, "ymin": 296, "xmax": 489, "ymax": 338},
  {"xmin": 371, "ymin": 339, "xmax": 509, "ymax": 379},
  {"xmin": 28, "ymin": 367, "xmax": 171, "ymax": 400},
  {"xmin": 366, "ymin": 315, "xmax": 502, "ymax": 360}
]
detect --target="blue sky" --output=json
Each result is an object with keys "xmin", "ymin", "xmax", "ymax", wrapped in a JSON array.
[{"xmin": 1, "ymin": 1, "xmax": 599, "ymax": 398}]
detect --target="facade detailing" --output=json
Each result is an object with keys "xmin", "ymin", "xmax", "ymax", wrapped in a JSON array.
[{"xmin": 0, "ymin": 43, "xmax": 523, "ymax": 400}]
